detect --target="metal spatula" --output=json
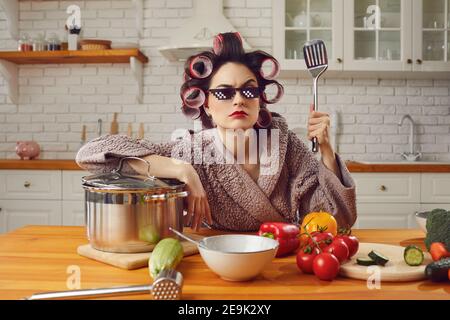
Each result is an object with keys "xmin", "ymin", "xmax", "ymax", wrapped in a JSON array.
[
  {"xmin": 24, "ymin": 269, "xmax": 183, "ymax": 300},
  {"xmin": 303, "ymin": 39, "xmax": 328, "ymax": 153}
]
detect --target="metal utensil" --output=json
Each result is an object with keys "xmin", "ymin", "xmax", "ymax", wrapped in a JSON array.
[
  {"xmin": 303, "ymin": 39, "xmax": 328, "ymax": 153},
  {"xmin": 169, "ymin": 227, "xmax": 207, "ymax": 249},
  {"xmin": 25, "ymin": 269, "xmax": 183, "ymax": 300}
]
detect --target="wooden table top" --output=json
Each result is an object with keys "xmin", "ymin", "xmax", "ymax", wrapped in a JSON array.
[
  {"xmin": 1, "ymin": 159, "xmax": 450, "ymax": 173},
  {"xmin": 0, "ymin": 226, "xmax": 448, "ymax": 300}
]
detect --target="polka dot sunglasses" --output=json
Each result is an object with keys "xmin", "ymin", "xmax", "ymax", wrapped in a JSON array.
[{"xmin": 208, "ymin": 87, "xmax": 261, "ymax": 101}]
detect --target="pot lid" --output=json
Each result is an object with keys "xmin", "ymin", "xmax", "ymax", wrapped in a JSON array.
[{"xmin": 82, "ymin": 172, "xmax": 184, "ymax": 191}]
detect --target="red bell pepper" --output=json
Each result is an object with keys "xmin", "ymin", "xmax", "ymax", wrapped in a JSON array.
[{"xmin": 259, "ymin": 222, "xmax": 300, "ymax": 257}]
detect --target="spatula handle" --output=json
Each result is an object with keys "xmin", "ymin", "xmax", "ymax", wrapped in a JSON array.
[
  {"xmin": 312, "ymin": 78, "xmax": 319, "ymax": 153},
  {"xmin": 312, "ymin": 137, "xmax": 319, "ymax": 153}
]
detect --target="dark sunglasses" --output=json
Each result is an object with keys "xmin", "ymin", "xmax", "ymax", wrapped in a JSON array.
[{"xmin": 208, "ymin": 87, "xmax": 261, "ymax": 101}]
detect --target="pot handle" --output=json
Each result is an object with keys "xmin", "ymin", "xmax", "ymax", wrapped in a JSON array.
[
  {"xmin": 145, "ymin": 191, "xmax": 189, "ymax": 201},
  {"xmin": 114, "ymin": 156, "xmax": 156, "ymax": 180}
]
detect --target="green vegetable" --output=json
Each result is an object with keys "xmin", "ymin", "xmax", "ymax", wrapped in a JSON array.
[
  {"xmin": 425, "ymin": 257, "xmax": 450, "ymax": 282},
  {"xmin": 138, "ymin": 225, "xmax": 160, "ymax": 244},
  {"xmin": 424, "ymin": 209, "xmax": 450, "ymax": 252},
  {"xmin": 149, "ymin": 238, "xmax": 183, "ymax": 280},
  {"xmin": 403, "ymin": 245, "xmax": 424, "ymax": 266},
  {"xmin": 356, "ymin": 257, "xmax": 377, "ymax": 266},
  {"xmin": 368, "ymin": 250, "xmax": 389, "ymax": 266}
]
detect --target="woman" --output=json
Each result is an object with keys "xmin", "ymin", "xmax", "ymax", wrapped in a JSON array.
[{"xmin": 76, "ymin": 32, "xmax": 357, "ymax": 232}]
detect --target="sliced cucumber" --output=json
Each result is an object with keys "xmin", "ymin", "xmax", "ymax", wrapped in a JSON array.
[
  {"xmin": 404, "ymin": 245, "xmax": 424, "ymax": 266},
  {"xmin": 356, "ymin": 257, "xmax": 377, "ymax": 266},
  {"xmin": 368, "ymin": 250, "xmax": 389, "ymax": 266}
]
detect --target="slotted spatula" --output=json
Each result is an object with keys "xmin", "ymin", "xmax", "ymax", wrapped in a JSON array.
[{"xmin": 303, "ymin": 39, "xmax": 328, "ymax": 153}]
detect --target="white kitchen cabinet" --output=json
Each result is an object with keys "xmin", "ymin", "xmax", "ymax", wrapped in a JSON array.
[
  {"xmin": 421, "ymin": 173, "xmax": 450, "ymax": 203},
  {"xmin": 0, "ymin": 200, "xmax": 61, "ymax": 233},
  {"xmin": 355, "ymin": 202, "xmax": 420, "ymax": 229},
  {"xmin": 273, "ymin": 0, "xmax": 344, "ymax": 70},
  {"xmin": 0, "ymin": 170, "xmax": 61, "ymax": 200},
  {"xmin": 62, "ymin": 200, "xmax": 85, "ymax": 226},
  {"xmin": 353, "ymin": 172, "xmax": 450, "ymax": 229},
  {"xmin": 273, "ymin": 0, "xmax": 450, "ymax": 71},
  {"xmin": 0, "ymin": 169, "xmax": 88, "ymax": 232},
  {"xmin": 352, "ymin": 172, "xmax": 420, "ymax": 203}
]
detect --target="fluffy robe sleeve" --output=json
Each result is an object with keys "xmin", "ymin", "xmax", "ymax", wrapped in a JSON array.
[
  {"xmin": 75, "ymin": 134, "xmax": 179, "ymax": 174},
  {"xmin": 286, "ymin": 131, "xmax": 357, "ymax": 229}
]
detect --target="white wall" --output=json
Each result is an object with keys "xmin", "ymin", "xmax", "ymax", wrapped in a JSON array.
[{"xmin": 0, "ymin": 0, "xmax": 449, "ymax": 161}]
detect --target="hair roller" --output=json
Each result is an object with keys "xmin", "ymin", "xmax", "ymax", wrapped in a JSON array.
[
  {"xmin": 181, "ymin": 104, "xmax": 202, "ymax": 120},
  {"xmin": 256, "ymin": 108, "xmax": 272, "ymax": 129},
  {"xmin": 213, "ymin": 34, "xmax": 224, "ymax": 55},
  {"xmin": 261, "ymin": 82, "xmax": 284, "ymax": 104},
  {"xmin": 259, "ymin": 57, "xmax": 280, "ymax": 80},
  {"xmin": 181, "ymin": 86, "xmax": 206, "ymax": 109},
  {"xmin": 188, "ymin": 55, "xmax": 213, "ymax": 79}
]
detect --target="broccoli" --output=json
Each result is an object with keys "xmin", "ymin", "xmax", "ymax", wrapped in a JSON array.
[{"xmin": 424, "ymin": 208, "xmax": 450, "ymax": 251}]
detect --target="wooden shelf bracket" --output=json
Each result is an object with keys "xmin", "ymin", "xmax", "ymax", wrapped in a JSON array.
[{"xmin": 130, "ymin": 56, "xmax": 144, "ymax": 104}]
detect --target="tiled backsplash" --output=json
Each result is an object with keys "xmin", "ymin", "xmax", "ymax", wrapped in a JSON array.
[{"xmin": 0, "ymin": 0, "xmax": 449, "ymax": 161}]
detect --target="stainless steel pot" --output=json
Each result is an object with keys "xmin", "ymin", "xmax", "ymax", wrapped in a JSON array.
[{"xmin": 82, "ymin": 157, "xmax": 188, "ymax": 253}]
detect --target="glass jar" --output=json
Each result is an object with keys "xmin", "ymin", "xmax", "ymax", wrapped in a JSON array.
[
  {"xmin": 18, "ymin": 34, "xmax": 33, "ymax": 52},
  {"xmin": 47, "ymin": 33, "xmax": 61, "ymax": 51},
  {"xmin": 32, "ymin": 34, "xmax": 47, "ymax": 51}
]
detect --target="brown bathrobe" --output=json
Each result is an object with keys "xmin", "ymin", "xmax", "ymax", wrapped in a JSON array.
[{"xmin": 76, "ymin": 115, "xmax": 357, "ymax": 231}]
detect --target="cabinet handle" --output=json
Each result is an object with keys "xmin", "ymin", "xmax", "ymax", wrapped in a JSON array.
[
  {"xmin": 407, "ymin": 59, "xmax": 412, "ymax": 64},
  {"xmin": 416, "ymin": 59, "xmax": 422, "ymax": 64},
  {"xmin": 337, "ymin": 58, "xmax": 342, "ymax": 63},
  {"xmin": 24, "ymin": 181, "xmax": 31, "ymax": 188},
  {"xmin": 379, "ymin": 185, "xmax": 387, "ymax": 191}
]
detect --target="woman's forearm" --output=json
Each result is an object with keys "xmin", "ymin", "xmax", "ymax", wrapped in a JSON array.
[
  {"xmin": 320, "ymin": 144, "xmax": 343, "ymax": 181},
  {"xmin": 127, "ymin": 154, "xmax": 191, "ymax": 180}
]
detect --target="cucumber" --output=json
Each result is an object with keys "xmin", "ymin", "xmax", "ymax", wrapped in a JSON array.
[
  {"xmin": 368, "ymin": 250, "xmax": 389, "ymax": 266},
  {"xmin": 149, "ymin": 238, "xmax": 184, "ymax": 279},
  {"xmin": 356, "ymin": 257, "xmax": 377, "ymax": 266},
  {"xmin": 403, "ymin": 245, "xmax": 424, "ymax": 266},
  {"xmin": 425, "ymin": 257, "xmax": 450, "ymax": 282}
]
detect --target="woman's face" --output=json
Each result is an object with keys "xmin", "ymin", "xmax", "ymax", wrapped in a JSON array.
[{"xmin": 206, "ymin": 62, "xmax": 260, "ymax": 131}]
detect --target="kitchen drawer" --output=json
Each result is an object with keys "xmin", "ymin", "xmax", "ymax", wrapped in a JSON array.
[
  {"xmin": 355, "ymin": 203, "xmax": 420, "ymax": 229},
  {"xmin": 62, "ymin": 171, "xmax": 88, "ymax": 201},
  {"xmin": 0, "ymin": 170, "xmax": 62, "ymax": 200},
  {"xmin": 352, "ymin": 173, "xmax": 420, "ymax": 203},
  {"xmin": 62, "ymin": 200, "xmax": 85, "ymax": 226},
  {"xmin": 0, "ymin": 200, "xmax": 62, "ymax": 233},
  {"xmin": 421, "ymin": 173, "xmax": 450, "ymax": 203}
]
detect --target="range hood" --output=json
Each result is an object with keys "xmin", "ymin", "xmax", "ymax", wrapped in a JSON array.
[{"xmin": 158, "ymin": 0, "xmax": 252, "ymax": 62}]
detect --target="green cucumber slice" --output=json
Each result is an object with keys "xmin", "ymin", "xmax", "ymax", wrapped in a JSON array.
[
  {"xmin": 368, "ymin": 250, "xmax": 389, "ymax": 266},
  {"xmin": 404, "ymin": 245, "xmax": 424, "ymax": 266},
  {"xmin": 356, "ymin": 257, "xmax": 377, "ymax": 266}
]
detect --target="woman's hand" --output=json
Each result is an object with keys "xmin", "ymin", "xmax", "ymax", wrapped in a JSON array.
[
  {"xmin": 307, "ymin": 104, "xmax": 332, "ymax": 149},
  {"xmin": 179, "ymin": 164, "xmax": 213, "ymax": 231},
  {"xmin": 307, "ymin": 104, "xmax": 342, "ymax": 180}
]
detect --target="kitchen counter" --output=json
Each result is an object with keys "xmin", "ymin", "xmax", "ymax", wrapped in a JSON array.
[
  {"xmin": 1, "ymin": 159, "xmax": 450, "ymax": 172},
  {"xmin": 0, "ymin": 226, "xmax": 448, "ymax": 300}
]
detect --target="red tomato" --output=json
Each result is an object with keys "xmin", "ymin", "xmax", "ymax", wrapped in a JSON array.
[
  {"xmin": 335, "ymin": 234, "xmax": 359, "ymax": 258},
  {"xmin": 325, "ymin": 238, "xmax": 349, "ymax": 263},
  {"xmin": 313, "ymin": 253, "xmax": 340, "ymax": 281},
  {"xmin": 306, "ymin": 231, "xmax": 334, "ymax": 250},
  {"xmin": 296, "ymin": 246, "xmax": 320, "ymax": 274}
]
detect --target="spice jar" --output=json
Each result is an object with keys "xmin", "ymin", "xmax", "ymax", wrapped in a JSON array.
[
  {"xmin": 47, "ymin": 33, "xmax": 61, "ymax": 51},
  {"xmin": 32, "ymin": 34, "xmax": 47, "ymax": 51},
  {"xmin": 18, "ymin": 34, "xmax": 33, "ymax": 52}
]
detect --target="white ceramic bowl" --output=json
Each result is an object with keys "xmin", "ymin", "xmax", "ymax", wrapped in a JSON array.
[
  {"xmin": 415, "ymin": 211, "xmax": 428, "ymax": 233},
  {"xmin": 198, "ymin": 234, "xmax": 279, "ymax": 282}
]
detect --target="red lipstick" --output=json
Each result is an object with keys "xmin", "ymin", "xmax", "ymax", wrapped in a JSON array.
[{"xmin": 229, "ymin": 110, "xmax": 248, "ymax": 118}]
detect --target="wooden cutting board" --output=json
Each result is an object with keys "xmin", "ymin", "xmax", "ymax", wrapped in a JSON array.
[
  {"xmin": 339, "ymin": 243, "xmax": 432, "ymax": 282},
  {"xmin": 77, "ymin": 234, "xmax": 204, "ymax": 270}
]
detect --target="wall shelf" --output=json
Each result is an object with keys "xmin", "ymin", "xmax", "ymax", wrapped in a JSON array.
[{"xmin": 0, "ymin": 49, "xmax": 149, "ymax": 104}]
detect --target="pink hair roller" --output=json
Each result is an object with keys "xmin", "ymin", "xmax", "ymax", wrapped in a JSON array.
[{"xmin": 181, "ymin": 87, "xmax": 206, "ymax": 109}]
